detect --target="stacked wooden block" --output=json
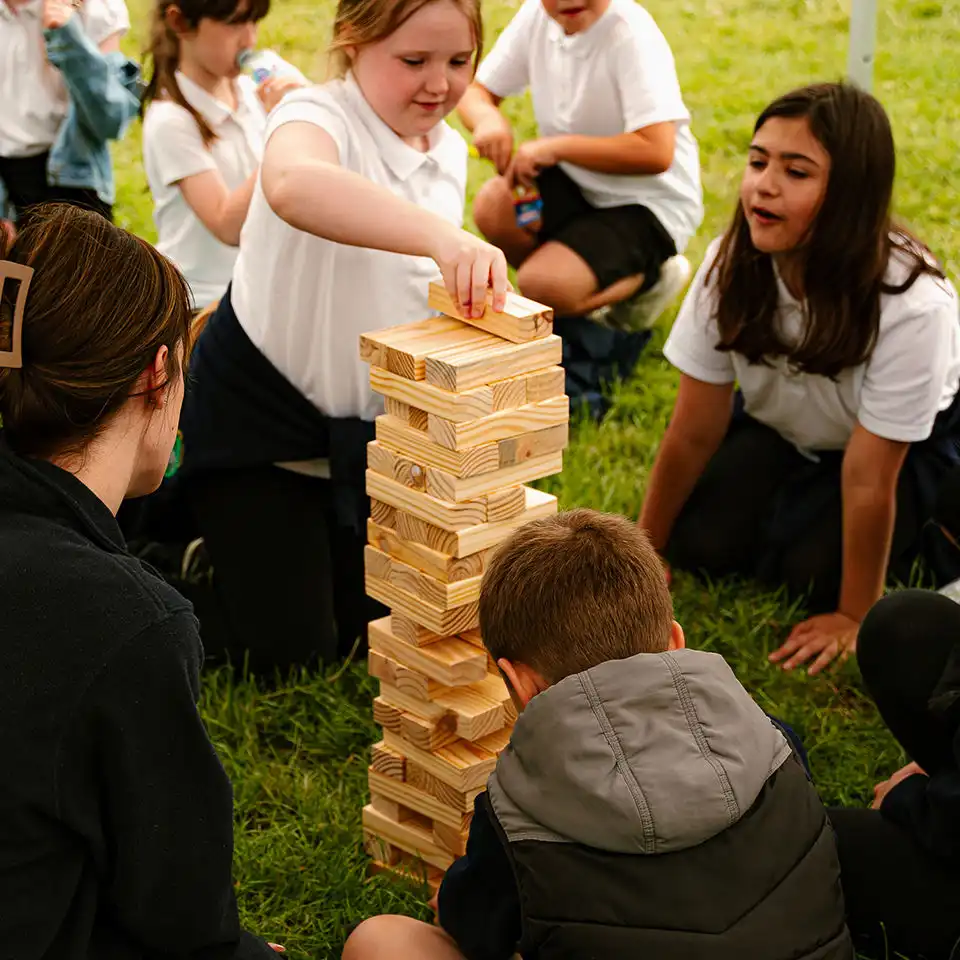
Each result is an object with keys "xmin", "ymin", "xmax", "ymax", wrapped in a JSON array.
[{"xmin": 359, "ymin": 282, "xmax": 568, "ymax": 890}]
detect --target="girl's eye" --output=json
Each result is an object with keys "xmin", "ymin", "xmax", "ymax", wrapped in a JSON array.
[
  {"xmin": 748, "ymin": 159, "xmax": 765, "ymax": 170},
  {"xmin": 787, "ymin": 169, "xmax": 809, "ymax": 179},
  {"xmin": 401, "ymin": 57, "xmax": 424, "ymax": 66},
  {"xmin": 450, "ymin": 57, "xmax": 470, "ymax": 67}
]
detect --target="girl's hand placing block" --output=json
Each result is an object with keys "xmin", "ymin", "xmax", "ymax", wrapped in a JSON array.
[{"xmin": 428, "ymin": 222, "xmax": 509, "ymax": 321}]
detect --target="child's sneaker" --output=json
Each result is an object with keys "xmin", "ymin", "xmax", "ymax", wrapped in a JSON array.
[{"xmin": 589, "ymin": 255, "xmax": 691, "ymax": 332}]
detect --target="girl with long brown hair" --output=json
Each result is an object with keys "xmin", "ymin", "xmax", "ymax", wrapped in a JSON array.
[
  {"xmin": 141, "ymin": 0, "xmax": 305, "ymax": 308},
  {"xmin": 639, "ymin": 82, "xmax": 960, "ymax": 675},
  {"xmin": 0, "ymin": 204, "xmax": 284, "ymax": 956}
]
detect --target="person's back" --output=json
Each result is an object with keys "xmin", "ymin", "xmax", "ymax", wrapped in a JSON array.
[
  {"xmin": 344, "ymin": 509, "xmax": 853, "ymax": 960},
  {"xmin": 0, "ymin": 206, "xmax": 279, "ymax": 958}
]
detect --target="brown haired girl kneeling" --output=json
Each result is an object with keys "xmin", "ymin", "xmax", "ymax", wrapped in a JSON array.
[
  {"xmin": 0, "ymin": 205, "xmax": 282, "ymax": 958},
  {"xmin": 639, "ymin": 82, "xmax": 960, "ymax": 676}
]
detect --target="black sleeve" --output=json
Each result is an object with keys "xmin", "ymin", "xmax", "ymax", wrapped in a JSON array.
[
  {"xmin": 55, "ymin": 613, "xmax": 278, "ymax": 960},
  {"xmin": 437, "ymin": 793, "xmax": 521, "ymax": 960}
]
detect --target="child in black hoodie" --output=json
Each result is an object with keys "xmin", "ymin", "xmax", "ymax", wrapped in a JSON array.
[{"xmin": 0, "ymin": 205, "xmax": 282, "ymax": 958}]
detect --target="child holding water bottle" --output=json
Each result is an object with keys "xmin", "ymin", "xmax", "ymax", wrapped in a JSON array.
[{"xmin": 141, "ymin": 0, "xmax": 305, "ymax": 309}]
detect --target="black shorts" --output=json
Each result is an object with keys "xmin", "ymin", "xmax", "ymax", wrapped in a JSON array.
[
  {"xmin": 0, "ymin": 152, "xmax": 112, "ymax": 223},
  {"xmin": 535, "ymin": 165, "xmax": 676, "ymax": 291}
]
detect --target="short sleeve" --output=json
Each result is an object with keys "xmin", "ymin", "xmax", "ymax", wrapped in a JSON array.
[
  {"xmin": 80, "ymin": 0, "xmax": 130, "ymax": 45},
  {"xmin": 142, "ymin": 103, "xmax": 217, "ymax": 187},
  {"xmin": 265, "ymin": 90, "xmax": 350, "ymax": 163},
  {"xmin": 662, "ymin": 239, "xmax": 736, "ymax": 384},
  {"xmin": 475, "ymin": 0, "xmax": 540, "ymax": 98},
  {"xmin": 858, "ymin": 280, "xmax": 960, "ymax": 443},
  {"xmin": 611, "ymin": 17, "xmax": 689, "ymax": 132}
]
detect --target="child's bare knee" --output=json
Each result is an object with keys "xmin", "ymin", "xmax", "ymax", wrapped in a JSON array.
[
  {"xmin": 473, "ymin": 177, "xmax": 515, "ymax": 237},
  {"xmin": 342, "ymin": 915, "xmax": 462, "ymax": 960},
  {"xmin": 342, "ymin": 916, "xmax": 397, "ymax": 959}
]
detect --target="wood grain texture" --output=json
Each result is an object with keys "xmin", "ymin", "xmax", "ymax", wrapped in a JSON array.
[
  {"xmin": 400, "ymin": 710, "xmax": 460, "ymax": 751},
  {"xmin": 369, "ymin": 616, "xmax": 486, "ymax": 686},
  {"xmin": 370, "ymin": 740, "xmax": 406, "ymax": 781},
  {"xmin": 482, "ymin": 485, "xmax": 526, "ymax": 523},
  {"xmin": 425, "ymin": 335, "xmax": 563, "ymax": 392},
  {"xmin": 383, "ymin": 729, "xmax": 498, "ymax": 792},
  {"xmin": 366, "ymin": 470, "xmax": 487, "ymax": 532},
  {"xmin": 498, "ymin": 422, "xmax": 569, "ymax": 466},
  {"xmin": 367, "ymin": 441, "xmax": 426, "ymax": 492},
  {"xmin": 362, "ymin": 804, "xmax": 454, "ymax": 869},
  {"xmin": 379, "ymin": 678, "xmax": 507, "ymax": 743},
  {"xmin": 522, "ymin": 366, "xmax": 566, "ymax": 403},
  {"xmin": 433, "ymin": 820, "xmax": 470, "ymax": 857},
  {"xmin": 370, "ymin": 366, "xmax": 495, "ymax": 423},
  {"xmin": 368, "ymin": 768, "xmax": 471, "ymax": 831},
  {"xmin": 427, "ymin": 395, "xmax": 569, "ymax": 452},
  {"xmin": 428, "ymin": 281, "xmax": 553, "ymax": 343},
  {"xmin": 390, "ymin": 613, "xmax": 444, "ymax": 647},
  {"xmin": 366, "ymin": 573, "xmax": 480, "ymax": 635},
  {"xmin": 368, "ymin": 649, "xmax": 441, "ymax": 697},
  {"xmin": 365, "ymin": 545, "xmax": 483, "ymax": 610},
  {"xmin": 424, "ymin": 452, "xmax": 562, "ymax": 502},
  {"xmin": 376, "ymin": 415, "xmax": 501, "ymax": 478},
  {"xmin": 368, "ymin": 519, "xmax": 489, "ymax": 583},
  {"xmin": 369, "ymin": 498, "xmax": 397, "ymax": 527},
  {"xmin": 405, "ymin": 761, "xmax": 484, "ymax": 813}
]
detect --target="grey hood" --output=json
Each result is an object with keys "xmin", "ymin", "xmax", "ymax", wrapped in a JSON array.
[{"xmin": 488, "ymin": 648, "xmax": 794, "ymax": 855}]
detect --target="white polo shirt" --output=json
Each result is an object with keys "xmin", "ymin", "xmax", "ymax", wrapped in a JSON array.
[
  {"xmin": 142, "ymin": 73, "xmax": 267, "ymax": 309},
  {"xmin": 664, "ymin": 238, "xmax": 960, "ymax": 454},
  {"xmin": 230, "ymin": 75, "xmax": 467, "ymax": 422},
  {"xmin": 0, "ymin": 0, "xmax": 129, "ymax": 158},
  {"xmin": 476, "ymin": 0, "xmax": 702, "ymax": 253}
]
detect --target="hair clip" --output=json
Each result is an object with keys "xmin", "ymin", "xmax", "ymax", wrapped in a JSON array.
[{"xmin": 0, "ymin": 260, "xmax": 34, "ymax": 370}]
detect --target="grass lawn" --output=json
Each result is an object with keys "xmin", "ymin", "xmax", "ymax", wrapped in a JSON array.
[{"xmin": 113, "ymin": 0, "xmax": 960, "ymax": 955}]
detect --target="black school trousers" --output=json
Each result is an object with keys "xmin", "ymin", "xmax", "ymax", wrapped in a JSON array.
[
  {"xmin": 829, "ymin": 589, "xmax": 960, "ymax": 960},
  {"xmin": 0, "ymin": 152, "xmax": 112, "ymax": 222}
]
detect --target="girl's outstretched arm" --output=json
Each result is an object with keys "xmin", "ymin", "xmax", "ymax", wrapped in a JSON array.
[
  {"xmin": 261, "ymin": 121, "xmax": 508, "ymax": 318},
  {"xmin": 638, "ymin": 374, "xmax": 735, "ymax": 551}
]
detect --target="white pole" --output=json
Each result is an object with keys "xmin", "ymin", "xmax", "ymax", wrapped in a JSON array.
[{"xmin": 847, "ymin": 0, "xmax": 879, "ymax": 91}]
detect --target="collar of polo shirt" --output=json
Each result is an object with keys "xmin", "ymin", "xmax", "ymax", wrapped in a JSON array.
[
  {"xmin": 174, "ymin": 70, "xmax": 246, "ymax": 130},
  {"xmin": 545, "ymin": 0, "xmax": 617, "ymax": 55},
  {"xmin": 341, "ymin": 70, "xmax": 445, "ymax": 182}
]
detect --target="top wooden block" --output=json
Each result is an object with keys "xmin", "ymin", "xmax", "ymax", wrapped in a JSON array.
[{"xmin": 428, "ymin": 282, "xmax": 553, "ymax": 344}]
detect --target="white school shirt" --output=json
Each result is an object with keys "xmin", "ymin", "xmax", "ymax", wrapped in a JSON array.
[
  {"xmin": 142, "ymin": 73, "xmax": 267, "ymax": 309},
  {"xmin": 475, "ymin": 0, "xmax": 703, "ymax": 253},
  {"xmin": 664, "ymin": 238, "xmax": 960, "ymax": 454},
  {"xmin": 0, "ymin": 0, "xmax": 129, "ymax": 158},
  {"xmin": 230, "ymin": 75, "xmax": 467, "ymax": 423}
]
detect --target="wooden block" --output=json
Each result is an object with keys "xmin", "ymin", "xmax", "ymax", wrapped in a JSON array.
[
  {"xmin": 368, "ymin": 856, "xmax": 444, "ymax": 895},
  {"xmin": 379, "ymin": 681, "xmax": 448, "ymax": 722},
  {"xmin": 385, "ymin": 729, "xmax": 497, "ymax": 792},
  {"xmin": 367, "ymin": 442, "xmax": 426, "ymax": 492},
  {"xmin": 373, "ymin": 696, "xmax": 404, "ymax": 734},
  {"xmin": 483, "ymin": 486, "xmax": 526, "ymax": 523},
  {"xmin": 362, "ymin": 804, "xmax": 454, "ymax": 870},
  {"xmin": 400, "ymin": 710, "xmax": 460, "ymax": 751},
  {"xmin": 381, "ymin": 678, "xmax": 507, "ymax": 743},
  {"xmin": 392, "ymin": 486, "xmax": 559, "ymax": 559},
  {"xmin": 390, "ymin": 613, "xmax": 444, "ymax": 647},
  {"xmin": 369, "ymin": 650, "xmax": 441, "ymax": 699},
  {"xmin": 428, "ymin": 281, "xmax": 553, "ymax": 344},
  {"xmin": 368, "ymin": 519, "xmax": 490, "ymax": 583},
  {"xmin": 498, "ymin": 422, "xmax": 569, "ymax": 467},
  {"xmin": 365, "ymin": 831, "xmax": 403, "ymax": 865},
  {"xmin": 425, "ymin": 335, "xmax": 563, "ymax": 393},
  {"xmin": 384, "ymin": 397, "xmax": 430, "ymax": 431},
  {"xmin": 371, "ymin": 366, "xmax": 496, "ymax": 423},
  {"xmin": 458, "ymin": 627, "xmax": 485, "ymax": 649},
  {"xmin": 367, "ymin": 569, "xmax": 479, "ymax": 639},
  {"xmin": 370, "ymin": 617, "xmax": 486, "ymax": 686},
  {"xmin": 360, "ymin": 316, "xmax": 499, "ymax": 381},
  {"xmin": 433, "ymin": 820, "xmax": 470, "ymax": 857},
  {"xmin": 405, "ymin": 759, "xmax": 485, "ymax": 812},
  {"xmin": 424, "ymin": 452, "xmax": 562, "ymax": 503},
  {"xmin": 490, "ymin": 374, "xmax": 528, "ymax": 411},
  {"xmin": 370, "ymin": 793, "xmax": 403, "ymax": 821},
  {"xmin": 369, "ymin": 768, "xmax": 471, "ymax": 832},
  {"xmin": 427, "ymin": 396, "xmax": 569, "ymax": 452},
  {"xmin": 365, "ymin": 546, "xmax": 482, "ymax": 611},
  {"xmin": 367, "ymin": 470, "xmax": 487, "ymax": 532},
  {"xmin": 370, "ymin": 498, "xmax": 397, "ymax": 527},
  {"xmin": 370, "ymin": 740, "xmax": 406, "ymax": 781},
  {"xmin": 377, "ymin": 415, "xmax": 501, "ymax": 478},
  {"xmin": 523, "ymin": 366, "xmax": 566, "ymax": 403}
]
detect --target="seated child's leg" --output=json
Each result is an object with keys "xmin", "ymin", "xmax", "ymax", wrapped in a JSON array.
[
  {"xmin": 858, "ymin": 589, "xmax": 960, "ymax": 775},
  {"xmin": 342, "ymin": 916, "xmax": 467, "ymax": 960},
  {"xmin": 472, "ymin": 176, "xmax": 539, "ymax": 268}
]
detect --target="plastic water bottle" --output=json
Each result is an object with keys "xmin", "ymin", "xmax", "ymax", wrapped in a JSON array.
[{"xmin": 237, "ymin": 49, "xmax": 306, "ymax": 85}]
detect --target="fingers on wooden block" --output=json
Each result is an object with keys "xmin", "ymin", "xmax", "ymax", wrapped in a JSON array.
[{"xmin": 428, "ymin": 281, "xmax": 553, "ymax": 344}]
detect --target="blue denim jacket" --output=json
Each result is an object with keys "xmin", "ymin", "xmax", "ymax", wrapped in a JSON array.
[{"xmin": 0, "ymin": 15, "xmax": 141, "ymax": 217}]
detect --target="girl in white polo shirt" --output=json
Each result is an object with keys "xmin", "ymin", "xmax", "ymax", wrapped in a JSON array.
[
  {"xmin": 175, "ymin": 0, "xmax": 505, "ymax": 673},
  {"xmin": 141, "ymin": 0, "xmax": 305, "ymax": 309},
  {"xmin": 639, "ymin": 83, "xmax": 960, "ymax": 676}
]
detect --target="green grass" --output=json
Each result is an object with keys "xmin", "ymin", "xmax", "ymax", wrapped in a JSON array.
[{"xmin": 113, "ymin": 0, "xmax": 960, "ymax": 955}]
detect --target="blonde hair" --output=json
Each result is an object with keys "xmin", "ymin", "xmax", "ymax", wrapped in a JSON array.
[{"xmin": 328, "ymin": 0, "xmax": 483, "ymax": 78}]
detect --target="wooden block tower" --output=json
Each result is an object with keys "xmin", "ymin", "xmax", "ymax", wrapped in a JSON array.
[{"xmin": 358, "ymin": 283, "xmax": 568, "ymax": 891}]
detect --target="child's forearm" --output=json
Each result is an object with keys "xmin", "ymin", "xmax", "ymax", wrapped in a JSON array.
[
  {"xmin": 547, "ymin": 126, "xmax": 675, "ymax": 176},
  {"xmin": 839, "ymin": 484, "xmax": 897, "ymax": 622},
  {"xmin": 457, "ymin": 83, "xmax": 504, "ymax": 133}
]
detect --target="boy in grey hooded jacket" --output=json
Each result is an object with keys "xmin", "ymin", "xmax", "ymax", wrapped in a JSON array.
[{"xmin": 344, "ymin": 509, "xmax": 853, "ymax": 960}]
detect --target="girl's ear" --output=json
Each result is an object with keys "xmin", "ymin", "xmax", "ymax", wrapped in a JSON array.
[
  {"xmin": 145, "ymin": 344, "xmax": 171, "ymax": 409},
  {"xmin": 163, "ymin": 4, "xmax": 191, "ymax": 37}
]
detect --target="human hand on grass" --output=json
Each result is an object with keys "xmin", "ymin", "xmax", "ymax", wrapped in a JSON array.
[
  {"xmin": 472, "ymin": 113, "xmax": 514, "ymax": 175},
  {"xmin": 508, "ymin": 139, "xmax": 558, "ymax": 189},
  {"xmin": 769, "ymin": 611, "xmax": 859, "ymax": 676},
  {"xmin": 871, "ymin": 761, "xmax": 926, "ymax": 809}
]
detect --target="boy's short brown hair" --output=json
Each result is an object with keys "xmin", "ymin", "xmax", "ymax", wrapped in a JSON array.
[{"xmin": 479, "ymin": 509, "xmax": 674, "ymax": 683}]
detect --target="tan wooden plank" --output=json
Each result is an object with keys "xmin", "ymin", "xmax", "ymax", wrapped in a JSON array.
[
  {"xmin": 425, "ymin": 335, "xmax": 563, "ymax": 392},
  {"xmin": 392, "ymin": 486, "xmax": 559, "ymax": 558},
  {"xmin": 379, "ymin": 681, "xmax": 447, "ymax": 722},
  {"xmin": 524, "ymin": 366, "xmax": 566, "ymax": 403},
  {"xmin": 367, "ymin": 470, "xmax": 487, "ymax": 532},
  {"xmin": 369, "ymin": 616, "xmax": 486, "ymax": 686},
  {"xmin": 458, "ymin": 627, "xmax": 485, "ymax": 648},
  {"xmin": 483, "ymin": 486, "xmax": 527, "ymax": 524},
  {"xmin": 367, "ymin": 442, "xmax": 426, "ymax": 492},
  {"xmin": 390, "ymin": 613, "xmax": 445, "ymax": 647},
  {"xmin": 359, "ymin": 315, "xmax": 466, "ymax": 368},
  {"xmin": 365, "ymin": 831, "xmax": 403, "ymax": 866},
  {"xmin": 383, "ymin": 729, "xmax": 497, "ymax": 792},
  {"xmin": 433, "ymin": 820, "xmax": 470, "ymax": 857},
  {"xmin": 368, "ymin": 519, "xmax": 489, "ymax": 583},
  {"xmin": 365, "ymin": 545, "xmax": 482, "ymax": 610},
  {"xmin": 376, "ymin": 415, "xmax": 501, "ymax": 478},
  {"xmin": 369, "ymin": 498, "xmax": 397, "ymax": 527},
  {"xmin": 368, "ymin": 855, "xmax": 443, "ymax": 894},
  {"xmin": 384, "ymin": 396, "xmax": 410, "ymax": 421},
  {"xmin": 368, "ymin": 650, "xmax": 441, "ymax": 698},
  {"xmin": 498, "ymin": 422, "xmax": 569, "ymax": 467},
  {"xmin": 369, "ymin": 768, "xmax": 471, "ymax": 832},
  {"xmin": 405, "ymin": 761, "xmax": 483, "ymax": 814},
  {"xmin": 490, "ymin": 374, "xmax": 527, "ymax": 411},
  {"xmin": 370, "ymin": 366, "xmax": 495, "ymax": 423},
  {"xmin": 425, "ymin": 452, "xmax": 562, "ymax": 502},
  {"xmin": 370, "ymin": 740, "xmax": 406, "ymax": 781},
  {"xmin": 370, "ymin": 793, "xmax": 403, "ymax": 821},
  {"xmin": 362, "ymin": 804, "xmax": 454, "ymax": 870},
  {"xmin": 373, "ymin": 696, "xmax": 404, "ymax": 734},
  {"xmin": 380, "ymin": 678, "xmax": 507, "ymax": 743},
  {"xmin": 428, "ymin": 281, "xmax": 553, "ymax": 344},
  {"xmin": 428, "ymin": 395, "xmax": 569, "ymax": 452},
  {"xmin": 366, "ymin": 574, "xmax": 479, "ymax": 635},
  {"xmin": 400, "ymin": 710, "xmax": 460, "ymax": 752}
]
